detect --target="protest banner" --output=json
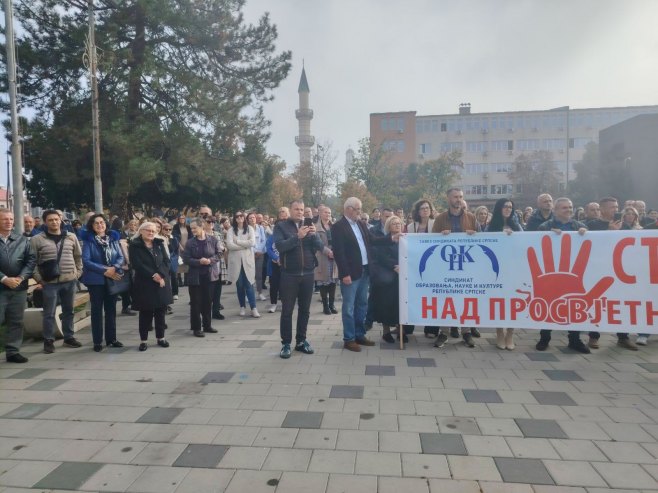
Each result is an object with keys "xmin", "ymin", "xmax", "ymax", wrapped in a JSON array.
[{"xmin": 399, "ymin": 231, "xmax": 658, "ymax": 333}]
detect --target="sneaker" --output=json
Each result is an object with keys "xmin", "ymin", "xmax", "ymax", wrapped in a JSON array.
[
  {"xmin": 636, "ymin": 336, "xmax": 648, "ymax": 346},
  {"xmin": 617, "ymin": 338, "xmax": 638, "ymax": 351},
  {"xmin": 6, "ymin": 353, "xmax": 28, "ymax": 363},
  {"xmin": 450, "ymin": 327, "xmax": 460, "ymax": 338},
  {"xmin": 63, "ymin": 337, "xmax": 82, "ymax": 348},
  {"xmin": 587, "ymin": 337, "xmax": 600, "ymax": 349},
  {"xmin": 138, "ymin": 342, "xmax": 148, "ymax": 351},
  {"xmin": 280, "ymin": 343, "xmax": 292, "ymax": 359},
  {"xmin": 568, "ymin": 339, "xmax": 591, "ymax": 354},
  {"xmin": 268, "ymin": 304, "xmax": 277, "ymax": 313},
  {"xmin": 212, "ymin": 313, "xmax": 225, "ymax": 320},
  {"xmin": 251, "ymin": 308, "xmax": 260, "ymax": 318},
  {"xmin": 295, "ymin": 340, "xmax": 314, "ymax": 354},
  {"xmin": 44, "ymin": 339, "xmax": 55, "ymax": 353},
  {"xmin": 93, "ymin": 344, "xmax": 103, "ymax": 352},
  {"xmin": 535, "ymin": 339, "xmax": 550, "ymax": 351},
  {"xmin": 463, "ymin": 334, "xmax": 475, "ymax": 348},
  {"xmin": 157, "ymin": 339, "xmax": 170, "ymax": 348},
  {"xmin": 258, "ymin": 293, "xmax": 267, "ymax": 301},
  {"xmin": 193, "ymin": 330, "xmax": 205, "ymax": 338},
  {"xmin": 107, "ymin": 340, "xmax": 124, "ymax": 348},
  {"xmin": 470, "ymin": 327, "xmax": 481, "ymax": 338},
  {"xmin": 434, "ymin": 333, "xmax": 448, "ymax": 348},
  {"xmin": 173, "ymin": 295, "xmax": 179, "ymax": 301},
  {"xmin": 239, "ymin": 307, "xmax": 246, "ymax": 316}
]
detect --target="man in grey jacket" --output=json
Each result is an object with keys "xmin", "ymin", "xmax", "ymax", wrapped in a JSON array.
[
  {"xmin": 0, "ymin": 208, "xmax": 36, "ymax": 362},
  {"xmin": 31, "ymin": 209, "xmax": 83, "ymax": 353}
]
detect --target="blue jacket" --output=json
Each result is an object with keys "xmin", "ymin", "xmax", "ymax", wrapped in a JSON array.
[
  {"xmin": 265, "ymin": 234, "xmax": 280, "ymax": 277},
  {"xmin": 81, "ymin": 230, "xmax": 125, "ymax": 286}
]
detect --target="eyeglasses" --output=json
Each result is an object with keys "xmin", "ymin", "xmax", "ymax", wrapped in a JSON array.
[
  {"xmin": 206, "ymin": 220, "xmax": 215, "ymax": 224},
  {"xmin": 502, "ymin": 205, "xmax": 513, "ymax": 209},
  {"xmin": 235, "ymin": 214, "xmax": 244, "ymax": 218}
]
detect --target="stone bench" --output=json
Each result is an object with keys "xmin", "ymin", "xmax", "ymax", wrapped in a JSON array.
[{"xmin": 23, "ymin": 290, "xmax": 91, "ymax": 339}]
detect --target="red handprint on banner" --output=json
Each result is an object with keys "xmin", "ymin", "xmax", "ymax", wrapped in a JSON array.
[{"xmin": 526, "ymin": 234, "xmax": 614, "ymax": 324}]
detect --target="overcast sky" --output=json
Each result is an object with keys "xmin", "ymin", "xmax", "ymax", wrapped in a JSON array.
[
  {"xmin": 241, "ymin": 0, "xmax": 658, "ymax": 178},
  {"xmin": 3, "ymin": 0, "xmax": 658, "ymax": 188}
]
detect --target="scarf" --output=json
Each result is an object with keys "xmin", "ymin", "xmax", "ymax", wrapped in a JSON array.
[{"xmin": 95, "ymin": 235, "xmax": 112, "ymax": 265}]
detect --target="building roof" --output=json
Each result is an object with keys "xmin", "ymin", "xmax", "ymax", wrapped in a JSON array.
[{"xmin": 298, "ymin": 67, "xmax": 309, "ymax": 93}]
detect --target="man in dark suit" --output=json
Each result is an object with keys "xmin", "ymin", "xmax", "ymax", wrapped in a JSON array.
[{"xmin": 332, "ymin": 197, "xmax": 393, "ymax": 351}]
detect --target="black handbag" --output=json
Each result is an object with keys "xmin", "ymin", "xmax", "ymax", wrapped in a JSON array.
[
  {"xmin": 369, "ymin": 260, "xmax": 395, "ymax": 286},
  {"xmin": 106, "ymin": 275, "xmax": 130, "ymax": 295},
  {"xmin": 39, "ymin": 236, "xmax": 66, "ymax": 282}
]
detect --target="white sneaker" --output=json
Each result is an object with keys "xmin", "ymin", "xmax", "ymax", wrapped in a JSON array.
[
  {"xmin": 636, "ymin": 336, "xmax": 648, "ymax": 346},
  {"xmin": 268, "ymin": 304, "xmax": 277, "ymax": 313},
  {"xmin": 251, "ymin": 308, "xmax": 261, "ymax": 318},
  {"xmin": 173, "ymin": 295, "xmax": 179, "ymax": 301},
  {"xmin": 239, "ymin": 307, "xmax": 246, "ymax": 316},
  {"xmin": 258, "ymin": 293, "xmax": 267, "ymax": 301}
]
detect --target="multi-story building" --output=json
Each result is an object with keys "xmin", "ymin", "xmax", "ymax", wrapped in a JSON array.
[{"xmin": 370, "ymin": 104, "xmax": 658, "ymax": 206}]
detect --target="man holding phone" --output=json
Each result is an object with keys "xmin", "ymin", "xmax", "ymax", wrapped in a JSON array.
[
  {"xmin": 273, "ymin": 200, "xmax": 329, "ymax": 359},
  {"xmin": 585, "ymin": 196, "xmax": 637, "ymax": 350}
]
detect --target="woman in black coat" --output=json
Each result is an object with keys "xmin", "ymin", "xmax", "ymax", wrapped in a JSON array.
[
  {"xmin": 129, "ymin": 222, "xmax": 173, "ymax": 351},
  {"xmin": 370, "ymin": 216, "xmax": 403, "ymax": 344}
]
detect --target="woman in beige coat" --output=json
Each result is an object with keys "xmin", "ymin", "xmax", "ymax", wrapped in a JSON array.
[
  {"xmin": 314, "ymin": 206, "xmax": 339, "ymax": 315},
  {"xmin": 226, "ymin": 211, "xmax": 259, "ymax": 317}
]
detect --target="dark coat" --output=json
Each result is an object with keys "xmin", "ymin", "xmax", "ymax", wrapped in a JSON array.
[
  {"xmin": 128, "ymin": 236, "xmax": 172, "ymax": 311},
  {"xmin": 0, "ymin": 232, "xmax": 36, "ymax": 292},
  {"xmin": 273, "ymin": 219, "xmax": 325, "ymax": 276},
  {"xmin": 525, "ymin": 209, "xmax": 554, "ymax": 232},
  {"xmin": 370, "ymin": 235, "xmax": 400, "ymax": 326},
  {"xmin": 331, "ymin": 216, "xmax": 385, "ymax": 281},
  {"xmin": 80, "ymin": 230, "xmax": 125, "ymax": 286},
  {"xmin": 182, "ymin": 235, "xmax": 221, "ymax": 285}
]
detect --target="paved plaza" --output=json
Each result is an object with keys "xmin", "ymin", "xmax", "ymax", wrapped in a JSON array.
[{"xmin": 1, "ymin": 285, "xmax": 658, "ymax": 492}]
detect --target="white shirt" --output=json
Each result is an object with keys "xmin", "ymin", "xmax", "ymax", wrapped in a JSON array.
[{"xmin": 346, "ymin": 217, "xmax": 368, "ymax": 266}]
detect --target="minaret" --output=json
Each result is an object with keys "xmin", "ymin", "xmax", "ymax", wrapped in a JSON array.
[{"xmin": 295, "ymin": 65, "xmax": 314, "ymax": 165}]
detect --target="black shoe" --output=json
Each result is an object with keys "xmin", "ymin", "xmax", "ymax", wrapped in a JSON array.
[
  {"xmin": 568, "ymin": 339, "xmax": 591, "ymax": 354},
  {"xmin": 398, "ymin": 334, "xmax": 409, "ymax": 343},
  {"xmin": 295, "ymin": 340, "xmax": 314, "ymax": 354},
  {"xmin": 93, "ymin": 344, "xmax": 103, "ymax": 352},
  {"xmin": 450, "ymin": 327, "xmax": 460, "ymax": 338},
  {"xmin": 166, "ymin": 306, "xmax": 173, "ymax": 315},
  {"xmin": 329, "ymin": 304, "xmax": 338, "ymax": 314},
  {"xmin": 6, "ymin": 353, "xmax": 28, "ymax": 363},
  {"xmin": 434, "ymin": 333, "xmax": 448, "ymax": 348},
  {"xmin": 121, "ymin": 308, "xmax": 136, "ymax": 316},
  {"xmin": 382, "ymin": 333, "xmax": 395, "ymax": 343},
  {"xmin": 470, "ymin": 328, "xmax": 481, "ymax": 338},
  {"xmin": 157, "ymin": 339, "xmax": 170, "ymax": 348},
  {"xmin": 463, "ymin": 334, "xmax": 475, "ymax": 348},
  {"xmin": 193, "ymin": 330, "xmax": 205, "ymax": 338},
  {"xmin": 212, "ymin": 313, "xmax": 225, "ymax": 320},
  {"xmin": 107, "ymin": 340, "xmax": 124, "ymax": 348},
  {"xmin": 322, "ymin": 302, "xmax": 331, "ymax": 315},
  {"xmin": 203, "ymin": 328, "xmax": 218, "ymax": 333},
  {"xmin": 44, "ymin": 339, "xmax": 55, "ymax": 354},
  {"xmin": 138, "ymin": 342, "xmax": 148, "ymax": 351},
  {"xmin": 536, "ymin": 339, "xmax": 550, "ymax": 351},
  {"xmin": 424, "ymin": 329, "xmax": 437, "ymax": 338},
  {"xmin": 63, "ymin": 337, "xmax": 82, "ymax": 348}
]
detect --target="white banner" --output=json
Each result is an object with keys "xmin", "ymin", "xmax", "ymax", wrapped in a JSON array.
[{"xmin": 399, "ymin": 231, "xmax": 658, "ymax": 333}]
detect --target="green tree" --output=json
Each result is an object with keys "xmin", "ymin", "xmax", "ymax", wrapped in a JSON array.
[
  {"xmin": 508, "ymin": 150, "xmax": 561, "ymax": 206},
  {"xmin": 2, "ymin": 0, "xmax": 291, "ymax": 216},
  {"xmin": 569, "ymin": 141, "xmax": 602, "ymax": 206},
  {"xmin": 402, "ymin": 152, "xmax": 462, "ymax": 210}
]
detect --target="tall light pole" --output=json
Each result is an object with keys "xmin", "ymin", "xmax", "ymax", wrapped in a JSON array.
[
  {"xmin": 84, "ymin": 0, "xmax": 103, "ymax": 212},
  {"xmin": 3, "ymin": 0, "xmax": 25, "ymax": 233}
]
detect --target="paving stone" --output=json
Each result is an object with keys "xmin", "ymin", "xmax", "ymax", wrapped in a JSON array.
[
  {"xmin": 530, "ymin": 391, "xmax": 578, "ymax": 406},
  {"xmin": 419, "ymin": 433, "xmax": 467, "ymax": 455},
  {"xmin": 379, "ymin": 431, "xmax": 422, "ymax": 453},
  {"xmin": 253, "ymin": 428, "xmax": 298, "ymax": 448},
  {"xmin": 543, "ymin": 370, "xmax": 584, "ymax": 381},
  {"xmin": 378, "ymin": 476, "xmax": 431, "ymax": 493},
  {"xmin": 400, "ymin": 452, "xmax": 450, "ymax": 478},
  {"xmin": 638, "ymin": 363, "xmax": 658, "ymax": 373},
  {"xmin": 2, "ymin": 403, "xmax": 53, "ymax": 419},
  {"xmin": 136, "ymin": 407, "xmax": 184, "ymax": 424},
  {"xmin": 525, "ymin": 353, "xmax": 559, "ymax": 362},
  {"xmin": 239, "ymin": 340, "xmax": 266, "ymax": 348},
  {"xmin": 308, "ymin": 449, "xmax": 357, "ymax": 473},
  {"xmin": 463, "ymin": 435, "xmax": 513, "ymax": 457},
  {"xmin": 307, "ymin": 319, "xmax": 323, "ymax": 325},
  {"xmin": 25, "ymin": 379, "xmax": 68, "ymax": 391},
  {"xmin": 262, "ymin": 448, "xmax": 311, "ymax": 472},
  {"xmin": 594, "ymin": 440, "xmax": 655, "ymax": 463},
  {"xmin": 200, "ymin": 372, "xmax": 236, "ymax": 384},
  {"xmin": 126, "ymin": 465, "xmax": 189, "ymax": 492},
  {"xmin": 494, "ymin": 457, "xmax": 554, "ymax": 484},
  {"xmin": 174, "ymin": 468, "xmax": 235, "ymax": 493},
  {"xmin": 355, "ymin": 451, "xmax": 401, "ymax": 476},
  {"xmin": 365, "ymin": 365, "xmax": 395, "ymax": 376},
  {"xmin": 407, "ymin": 358, "xmax": 436, "ymax": 367},
  {"xmin": 131, "ymin": 443, "xmax": 188, "ymax": 466},
  {"xmin": 548, "ymin": 439, "xmax": 607, "ymax": 461},
  {"xmin": 336, "ymin": 429, "xmax": 379, "ymax": 452},
  {"xmin": 32, "ymin": 461, "xmax": 104, "ymax": 490},
  {"xmin": 282, "ymin": 411, "xmax": 324, "ymax": 429},
  {"xmin": 79, "ymin": 464, "xmax": 147, "ymax": 492},
  {"xmin": 505, "ymin": 437, "xmax": 560, "ymax": 459},
  {"xmin": 331, "ymin": 341, "xmax": 345, "ymax": 349},
  {"xmin": 543, "ymin": 460, "xmax": 607, "ymax": 487},
  {"xmin": 6, "ymin": 368, "xmax": 48, "ymax": 379},
  {"xmin": 330, "ymin": 385, "xmax": 364, "ymax": 399},
  {"xmin": 438, "ymin": 417, "xmax": 481, "ymax": 435},
  {"xmin": 294, "ymin": 429, "xmax": 338, "ymax": 449},
  {"xmin": 379, "ymin": 342, "xmax": 399, "ymax": 350},
  {"xmin": 448, "ymin": 455, "xmax": 502, "ymax": 481},
  {"xmin": 462, "ymin": 389, "xmax": 503, "ymax": 403},
  {"xmin": 172, "ymin": 382, "xmax": 205, "ymax": 394},
  {"xmin": 514, "ymin": 419, "xmax": 568, "ymax": 439},
  {"xmin": 172, "ymin": 444, "xmax": 228, "ymax": 468},
  {"xmin": 219, "ymin": 446, "xmax": 270, "ymax": 469},
  {"xmin": 252, "ymin": 329, "xmax": 276, "ymax": 335}
]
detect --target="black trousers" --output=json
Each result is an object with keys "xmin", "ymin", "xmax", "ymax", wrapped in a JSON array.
[
  {"xmin": 139, "ymin": 307, "xmax": 166, "ymax": 340},
  {"xmin": 211, "ymin": 280, "xmax": 222, "ymax": 317},
  {"xmin": 279, "ymin": 272, "xmax": 314, "ymax": 345},
  {"xmin": 270, "ymin": 262, "xmax": 281, "ymax": 305},
  {"xmin": 539, "ymin": 329, "xmax": 601, "ymax": 341},
  {"xmin": 189, "ymin": 279, "xmax": 213, "ymax": 332}
]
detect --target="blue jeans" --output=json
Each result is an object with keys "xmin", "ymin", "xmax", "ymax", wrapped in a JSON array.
[
  {"xmin": 340, "ymin": 270, "xmax": 369, "ymax": 341},
  {"xmin": 88, "ymin": 284, "xmax": 118, "ymax": 345},
  {"xmin": 236, "ymin": 266, "xmax": 256, "ymax": 309},
  {"xmin": 42, "ymin": 280, "xmax": 77, "ymax": 340}
]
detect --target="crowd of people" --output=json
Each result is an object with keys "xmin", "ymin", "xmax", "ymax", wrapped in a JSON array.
[{"xmin": 1, "ymin": 190, "xmax": 655, "ymax": 363}]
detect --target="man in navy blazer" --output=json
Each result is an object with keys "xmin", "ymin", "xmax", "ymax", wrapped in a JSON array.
[{"xmin": 331, "ymin": 197, "xmax": 393, "ymax": 351}]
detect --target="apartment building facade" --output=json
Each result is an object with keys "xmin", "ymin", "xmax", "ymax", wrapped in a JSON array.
[{"xmin": 370, "ymin": 104, "xmax": 658, "ymax": 206}]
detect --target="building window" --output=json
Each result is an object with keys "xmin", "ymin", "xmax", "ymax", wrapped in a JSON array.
[
  {"xmin": 440, "ymin": 122, "xmax": 447, "ymax": 132},
  {"xmin": 440, "ymin": 141, "xmax": 463, "ymax": 152},
  {"xmin": 508, "ymin": 140, "xmax": 514, "ymax": 151},
  {"xmin": 491, "ymin": 184, "xmax": 514, "ymax": 195},
  {"xmin": 464, "ymin": 185, "xmax": 487, "ymax": 196},
  {"xmin": 419, "ymin": 143, "xmax": 431, "ymax": 154},
  {"xmin": 517, "ymin": 139, "xmax": 541, "ymax": 151},
  {"xmin": 431, "ymin": 120, "xmax": 438, "ymax": 132},
  {"xmin": 383, "ymin": 140, "xmax": 405, "ymax": 152},
  {"xmin": 381, "ymin": 119, "xmax": 387, "ymax": 131},
  {"xmin": 490, "ymin": 140, "xmax": 509, "ymax": 151},
  {"xmin": 465, "ymin": 141, "xmax": 488, "ymax": 152},
  {"xmin": 543, "ymin": 138, "xmax": 565, "ymax": 150},
  {"xmin": 465, "ymin": 163, "xmax": 488, "ymax": 175},
  {"xmin": 492, "ymin": 163, "xmax": 512, "ymax": 173}
]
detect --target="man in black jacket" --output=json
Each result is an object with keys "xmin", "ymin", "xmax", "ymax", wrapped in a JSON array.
[
  {"xmin": 273, "ymin": 199, "xmax": 328, "ymax": 359},
  {"xmin": 0, "ymin": 208, "xmax": 37, "ymax": 362}
]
